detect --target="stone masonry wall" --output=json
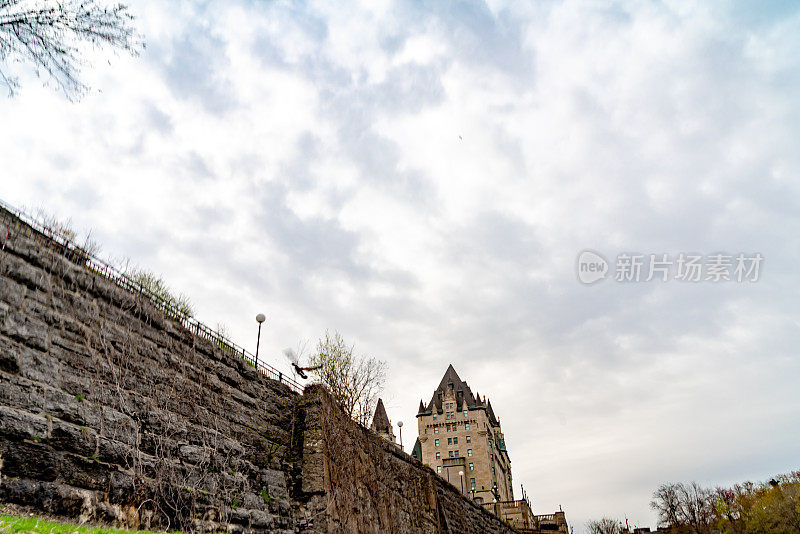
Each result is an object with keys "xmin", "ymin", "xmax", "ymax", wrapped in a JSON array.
[
  {"xmin": 0, "ymin": 209, "xmax": 519, "ymax": 534},
  {"xmin": 295, "ymin": 385, "xmax": 519, "ymax": 534},
  {"xmin": 0, "ymin": 217, "xmax": 299, "ymax": 533}
]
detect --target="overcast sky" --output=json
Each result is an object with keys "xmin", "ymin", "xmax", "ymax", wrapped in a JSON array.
[{"xmin": 2, "ymin": 1, "xmax": 799, "ymax": 531}]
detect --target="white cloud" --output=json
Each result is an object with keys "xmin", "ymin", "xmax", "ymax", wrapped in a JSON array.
[{"xmin": 1, "ymin": 1, "xmax": 799, "ymax": 532}]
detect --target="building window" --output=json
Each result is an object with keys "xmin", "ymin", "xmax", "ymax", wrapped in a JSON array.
[
  {"xmin": 467, "ymin": 449, "xmax": 472, "ymax": 457},
  {"xmin": 435, "ymin": 439, "xmax": 439, "ymax": 446},
  {"xmin": 465, "ymin": 423, "xmax": 470, "ymax": 430},
  {"xmin": 453, "ymin": 437, "xmax": 458, "ymax": 444},
  {"xmin": 449, "ymin": 451, "xmax": 454, "ymax": 458},
  {"xmin": 475, "ymin": 497, "xmax": 483, "ymax": 504},
  {"xmin": 436, "ymin": 452, "xmax": 440, "ymax": 460},
  {"xmin": 492, "ymin": 467, "xmax": 496, "ymax": 475},
  {"xmin": 434, "ymin": 427, "xmax": 439, "ymax": 434},
  {"xmin": 437, "ymin": 466, "xmax": 442, "ymax": 473},
  {"xmin": 447, "ymin": 438, "xmax": 452, "ymax": 445},
  {"xmin": 454, "ymin": 450, "xmax": 459, "ymax": 456},
  {"xmin": 466, "ymin": 436, "xmax": 471, "ymax": 443},
  {"xmin": 464, "ymin": 410, "xmax": 468, "ymax": 417},
  {"xmin": 469, "ymin": 462, "xmax": 474, "ymax": 471},
  {"xmin": 433, "ymin": 414, "xmax": 437, "ymax": 420},
  {"xmin": 470, "ymin": 478, "xmax": 476, "ymax": 488}
]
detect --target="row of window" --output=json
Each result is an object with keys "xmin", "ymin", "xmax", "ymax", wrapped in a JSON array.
[
  {"xmin": 434, "ymin": 449, "xmax": 473, "ymax": 459},
  {"xmin": 433, "ymin": 422, "xmax": 470, "ymax": 433},
  {"xmin": 432, "ymin": 408, "xmax": 468, "ymax": 420},
  {"xmin": 434, "ymin": 436, "xmax": 472, "ymax": 446}
]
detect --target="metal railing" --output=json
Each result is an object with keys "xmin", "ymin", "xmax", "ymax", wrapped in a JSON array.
[{"xmin": 0, "ymin": 198, "xmax": 302, "ymax": 393}]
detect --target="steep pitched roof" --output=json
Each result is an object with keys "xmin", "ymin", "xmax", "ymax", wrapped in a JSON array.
[
  {"xmin": 371, "ymin": 398, "xmax": 391, "ymax": 433},
  {"xmin": 486, "ymin": 399, "xmax": 499, "ymax": 426},
  {"xmin": 426, "ymin": 364, "xmax": 478, "ymax": 412}
]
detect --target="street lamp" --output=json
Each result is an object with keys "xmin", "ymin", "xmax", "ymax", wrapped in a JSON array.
[
  {"xmin": 397, "ymin": 421, "xmax": 403, "ymax": 451},
  {"xmin": 255, "ymin": 313, "xmax": 266, "ymax": 367},
  {"xmin": 458, "ymin": 470, "xmax": 464, "ymax": 494}
]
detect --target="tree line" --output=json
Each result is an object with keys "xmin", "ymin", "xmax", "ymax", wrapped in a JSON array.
[{"xmin": 588, "ymin": 470, "xmax": 799, "ymax": 534}]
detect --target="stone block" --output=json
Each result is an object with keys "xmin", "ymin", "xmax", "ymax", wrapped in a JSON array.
[
  {"xmin": 0, "ymin": 405, "xmax": 48, "ymax": 441},
  {"xmin": 0, "ymin": 440, "xmax": 60, "ymax": 481},
  {"xmin": 59, "ymin": 453, "xmax": 113, "ymax": 491},
  {"xmin": 0, "ymin": 339, "xmax": 19, "ymax": 374},
  {"xmin": 16, "ymin": 344, "xmax": 59, "ymax": 384},
  {"xmin": 4, "ymin": 256, "xmax": 48, "ymax": 292},
  {"xmin": 43, "ymin": 388, "xmax": 100, "ymax": 429},
  {"xmin": 0, "ymin": 277, "xmax": 26, "ymax": 308},
  {"xmin": 47, "ymin": 418, "xmax": 97, "ymax": 456},
  {"xmin": 1, "ymin": 308, "xmax": 49, "ymax": 353}
]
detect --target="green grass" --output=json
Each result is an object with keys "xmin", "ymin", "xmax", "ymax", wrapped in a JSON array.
[{"xmin": 0, "ymin": 515, "xmax": 182, "ymax": 534}]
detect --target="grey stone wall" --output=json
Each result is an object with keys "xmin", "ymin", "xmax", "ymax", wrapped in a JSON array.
[
  {"xmin": 295, "ymin": 385, "xmax": 519, "ymax": 534},
  {"xmin": 0, "ymin": 220, "xmax": 299, "ymax": 533},
  {"xmin": 0, "ymin": 211, "xmax": 519, "ymax": 534}
]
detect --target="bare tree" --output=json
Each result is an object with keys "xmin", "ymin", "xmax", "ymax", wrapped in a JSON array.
[
  {"xmin": 651, "ymin": 482, "xmax": 713, "ymax": 534},
  {"xmin": 0, "ymin": 0, "xmax": 141, "ymax": 99},
  {"xmin": 307, "ymin": 330, "xmax": 386, "ymax": 426},
  {"xmin": 677, "ymin": 482, "xmax": 713, "ymax": 534},
  {"xmin": 124, "ymin": 266, "xmax": 195, "ymax": 317},
  {"xmin": 651, "ymin": 483, "xmax": 682, "ymax": 529},
  {"xmin": 586, "ymin": 518, "xmax": 624, "ymax": 534}
]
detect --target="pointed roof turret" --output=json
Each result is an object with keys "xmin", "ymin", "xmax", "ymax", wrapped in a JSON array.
[
  {"xmin": 371, "ymin": 398, "xmax": 391, "ymax": 433},
  {"xmin": 425, "ymin": 364, "xmax": 477, "ymax": 411},
  {"xmin": 418, "ymin": 400, "xmax": 426, "ymax": 414}
]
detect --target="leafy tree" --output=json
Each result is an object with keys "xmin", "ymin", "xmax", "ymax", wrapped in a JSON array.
[
  {"xmin": 651, "ymin": 472, "xmax": 800, "ymax": 534},
  {"xmin": 0, "ymin": 0, "xmax": 141, "ymax": 99},
  {"xmin": 308, "ymin": 330, "xmax": 386, "ymax": 426}
]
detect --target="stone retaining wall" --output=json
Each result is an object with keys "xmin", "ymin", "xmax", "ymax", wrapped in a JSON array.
[
  {"xmin": 0, "ymin": 217, "xmax": 298, "ymax": 533},
  {"xmin": 0, "ymin": 209, "xmax": 519, "ymax": 533}
]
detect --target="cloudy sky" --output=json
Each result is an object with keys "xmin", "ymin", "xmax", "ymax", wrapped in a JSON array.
[{"xmin": 2, "ymin": 0, "xmax": 799, "ymax": 530}]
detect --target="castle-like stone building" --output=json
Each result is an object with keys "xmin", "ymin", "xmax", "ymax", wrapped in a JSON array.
[{"xmin": 415, "ymin": 365, "xmax": 513, "ymax": 504}]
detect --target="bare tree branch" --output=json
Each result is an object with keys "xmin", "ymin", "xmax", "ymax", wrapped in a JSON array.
[
  {"xmin": 0, "ymin": 0, "xmax": 142, "ymax": 99},
  {"xmin": 308, "ymin": 330, "xmax": 387, "ymax": 426}
]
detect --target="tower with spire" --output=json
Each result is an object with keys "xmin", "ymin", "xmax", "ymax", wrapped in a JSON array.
[
  {"xmin": 370, "ymin": 398, "xmax": 397, "ymax": 446},
  {"xmin": 415, "ymin": 364, "xmax": 514, "ymax": 503}
]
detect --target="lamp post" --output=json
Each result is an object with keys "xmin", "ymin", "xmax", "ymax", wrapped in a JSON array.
[
  {"xmin": 255, "ymin": 313, "xmax": 266, "ymax": 367},
  {"xmin": 397, "ymin": 421, "xmax": 403, "ymax": 451},
  {"xmin": 458, "ymin": 470, "xmax": 464, "ymax": 494}
]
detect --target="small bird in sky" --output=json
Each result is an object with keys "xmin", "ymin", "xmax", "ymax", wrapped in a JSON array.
[{"xmin": 459, "ymin": 135, "xmax": 462, "ymax": 140}]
